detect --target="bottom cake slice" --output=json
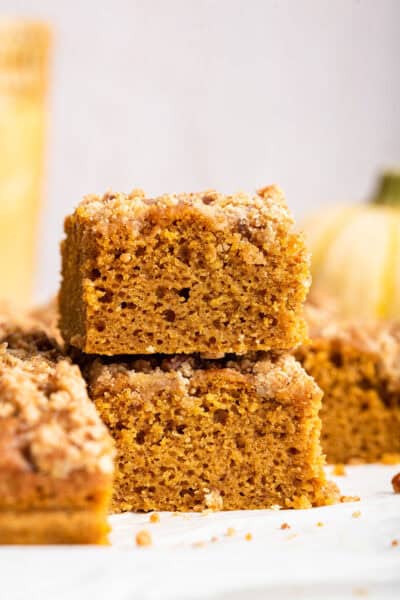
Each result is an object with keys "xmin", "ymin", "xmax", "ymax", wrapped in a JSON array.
[
  {"xmin": 0, "ymin": 340, "xmax": 114, "ymax": 544},
  {"xmin": 88, "ymin": 353, "xmax": 338, "ymax": 512}
]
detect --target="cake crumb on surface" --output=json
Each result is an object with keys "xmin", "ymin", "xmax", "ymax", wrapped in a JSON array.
[
  {"xmin": 225, "ymin": 527, "xmax": 236, "ymax": 537},
  {"xmin": 245, "ymin": 533, "xmax": 253, "ymax": 541},
  {"xmin": 135, "ymin": 530, "xmax": 152, "ymax": 547},
  {"xmin": 340, "ymin": 495, "xmax": 360, "ymax": 503},
  {"xmin": 316, "ymin": 521, "xmax": 324, "ymax": 527},
  {"xmin": 211, "ymin": 536, "xmax": 219, "ymax": 543},
  {"xmin": 352, "ymin": 511, "xmax": 361, "ymax": 518},
  {"xmin": 391, "ymin": 539, "xmax": 399, "ymax": 547},
  {"xmin": 280, "ymin": 522, "xmax": 291, "ymax": 530},
  {"xmin": 192, "ymin": 541, "xmax": 206, "ymax": 548},
  {"xmin": 391, "ymin": 472, "xmax": 400, "ymax": 493},
  {"xmin": 332, "ymin": 464, "xmax": 346, "ymax": 476},
  {"xmin": 149, "ymin": 513, "xmax": 160, "ymax": 523}
]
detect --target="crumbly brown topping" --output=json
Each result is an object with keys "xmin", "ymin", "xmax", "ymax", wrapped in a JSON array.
[
  {"xmin": 89, "ymin": 353, "xmax": 319, "ymax": 404},
  {"xmin": 71, "ymin": 186, "xmax": 296, "ymax": 251},
  {"xmin": 304, "ymin": 296, "xmax": 400, "ymax": 388},
  {"xmin": 0, "ymin": 304, "xmax": 61, "ymax": 356},
  {"xmin": 0, "ymin": 348, "xmax": 114, "ymax": 478}
]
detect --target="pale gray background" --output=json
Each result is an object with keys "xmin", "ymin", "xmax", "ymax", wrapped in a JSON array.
[{"xmin": 2, "ymin": 0, "xmax": 400, "ymax": 301}]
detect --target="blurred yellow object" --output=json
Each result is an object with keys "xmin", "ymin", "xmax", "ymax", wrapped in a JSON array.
[
  {"xmin": 0, "ymin": 19, "xmax": 51, "ymax": 306},
  {"xmin": 303, "ymin": 170, "xmax": 400, "ymax": 320}
]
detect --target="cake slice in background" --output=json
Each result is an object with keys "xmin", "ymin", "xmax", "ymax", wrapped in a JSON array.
[
  {"xmin": 0, "ymin": 317, "xmax": 114, "ymax": 544},
  {"xmin": 296, "ymin": 295, "xmax": 400, "ymax": 464}
]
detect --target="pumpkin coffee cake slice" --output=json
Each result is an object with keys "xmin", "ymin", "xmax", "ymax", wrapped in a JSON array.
[
  {"xmin": 0, "ymin": 346, "xmax": 114, "ymax": 544},
  {"xmin": 296, "ymin": 299, "xmax": 400, "ymax": 464},
  {"xmin": 60, "ymin": 186, "xmax": 309, "ymax": 356},
  {"xmin": 87, "ymin": 353, "xmax": 338, "ymax": 512}
]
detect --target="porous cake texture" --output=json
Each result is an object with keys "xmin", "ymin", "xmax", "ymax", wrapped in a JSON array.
[
  {"xmin": 87, "ymin": 353, "xmax": 337, "ymax": 512},
  {"xmin": 296, "ymin": 299, "xmax": 400, "ymax": 464},
  {"xmin": 59, "ymin": 186, "xmax": 310, "ymax": 356},
  {"xmin": 0, "ymin": 331, "xmax": 114, "ymax": 544}
]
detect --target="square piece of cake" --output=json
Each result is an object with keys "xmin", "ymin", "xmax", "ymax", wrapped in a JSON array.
[
  {"xmin": 59, "ymin": 186, "xmax": 309, "ymax": 356},
  {"xmin": 296, "ymin": 300, "xmax": 400, "ymax": 463},
  {"xmin": 87, "ymin": 353, "xmax": 337, "ymax": 512},
  {"xmin": 0, "ymin": 341, "xmax": 114, "ymax": 544}
]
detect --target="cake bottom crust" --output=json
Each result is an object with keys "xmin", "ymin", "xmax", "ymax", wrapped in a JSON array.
[{"xmin": 0, "ymin": 509, "xmax": 110, "ymax": 545}]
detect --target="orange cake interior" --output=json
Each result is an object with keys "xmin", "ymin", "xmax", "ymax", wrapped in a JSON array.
[
  {"xmin": 297, "ymin": 299, "xmax": 400, "ymax": 463},
  {"xmin": 87, "ymin": 353, "xmax": 338, "ymax": 512},
  {"xmin": 60, "ymin": 186, "xmax": 309, "ymax": 356}
]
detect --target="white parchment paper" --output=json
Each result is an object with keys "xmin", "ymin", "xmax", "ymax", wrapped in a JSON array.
[{"xmin": 0, "ymin": 465, "xmax": 399, "ymax": 600}]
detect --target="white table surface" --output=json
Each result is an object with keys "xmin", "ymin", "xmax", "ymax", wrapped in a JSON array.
[{"xmin": 0, "ymin": 465, "xmax": 399, "ymax": 600}]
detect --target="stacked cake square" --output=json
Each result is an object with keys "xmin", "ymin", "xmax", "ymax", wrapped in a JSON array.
[{"xmin": 59, "ymin": 186, "xmax": 337, "ymax": 511}]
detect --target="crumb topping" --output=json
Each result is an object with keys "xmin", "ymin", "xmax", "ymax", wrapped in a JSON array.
[
  {"xmin": 0, "ymin": 306, "xmax": 60, "ymax": 356},
  {"xmin": 305, "ymin": 297, "xmax": 400, "ymax": 390},
  {"xmin": 0, "ymin": 348, "xmax": 114, "ymax": 478},
  {"xmin": 89, "ymin": 353, "xmax": 319, "ymax": 405},
  {"xmin": 71, "ymin": 186, "xmax": 296, "ymax": 250}
]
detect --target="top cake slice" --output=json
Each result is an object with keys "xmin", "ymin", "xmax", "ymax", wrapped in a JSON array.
[{"xmin": 59, "ymin": 186, "xmax": 310, "ymax": 356}]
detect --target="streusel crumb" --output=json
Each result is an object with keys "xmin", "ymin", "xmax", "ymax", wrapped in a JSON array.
[{"xmin": 135, "ymin": 530, "xmax": 152, "ymax": 547}]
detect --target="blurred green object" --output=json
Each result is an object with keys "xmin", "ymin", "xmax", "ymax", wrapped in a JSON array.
[{"xmin": 372, "ymin": 169, "xmax": 400, "ymax": 207}]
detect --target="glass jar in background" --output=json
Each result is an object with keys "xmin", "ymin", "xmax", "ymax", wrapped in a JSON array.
[{"xmin": 0, "ymin": 19, "xmax": 51, "ymax": 307}]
